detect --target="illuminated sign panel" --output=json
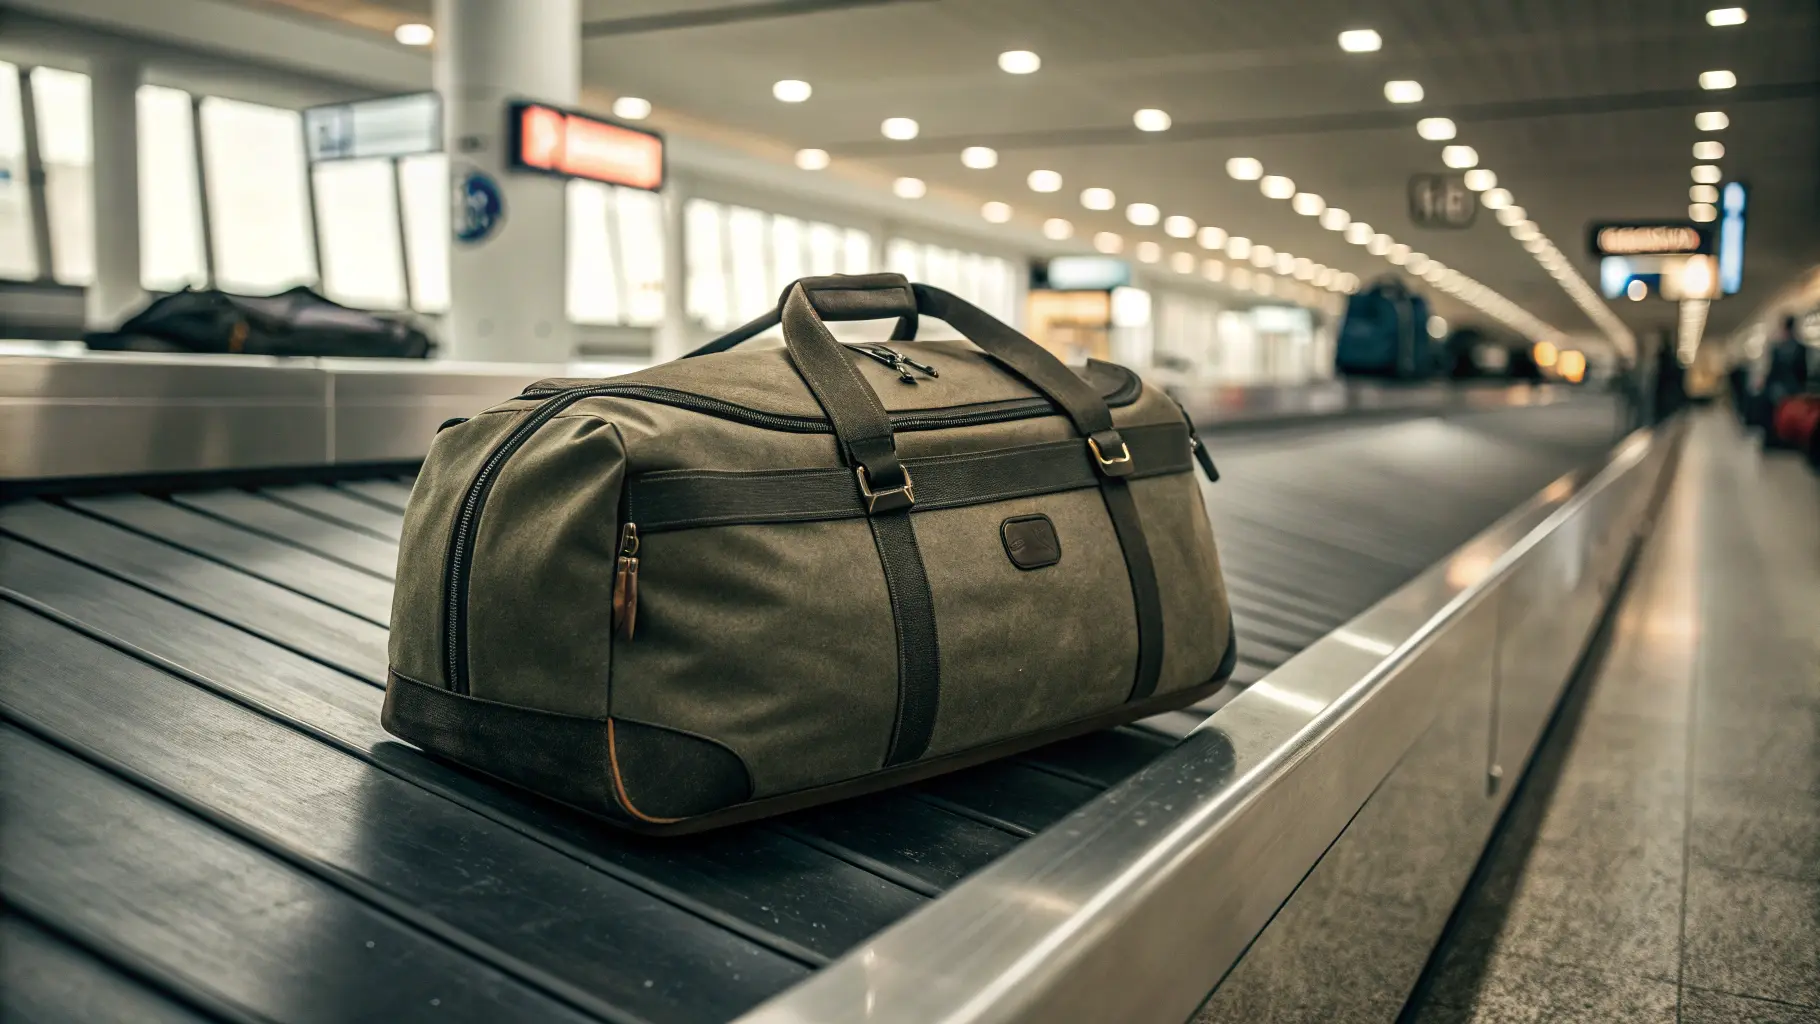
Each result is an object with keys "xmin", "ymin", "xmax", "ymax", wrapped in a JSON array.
[
  {"xmin": 509, "ymin": 102, "xmax": 665, "ymax": 191},
  {"xmin": 1042, "ymin": 256, "xmax": 1131, "ymax": 291},
  {"xmin": 1588, "ymin": 222, "xmax": 1712, "ymax": 257},
  {"xmin": 303, "ymin": 92, "xmax": 440, "ymax": 162},
  {"xmin": 1718, "ymin": 182, "xmax": 1747, "ymax": 295}
]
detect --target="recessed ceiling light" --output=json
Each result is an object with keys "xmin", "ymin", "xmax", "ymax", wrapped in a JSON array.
[
  {"xmin": 1230, "ymin": 266, "xmax": 1252, "ymax": 290},
  {"xmin": 1198, "ymin": 226, "xmax": 1227, "ymax": 250},
  {"xmin": 1367, "ymin": 233, "xmax": 1393, "ymax": 255},
  {"xmin": 1134, "ymin": 108, "xmax": 1172, "ymax": 132},
  {"xmin": 1027, "ymin": 169, "xmax": 1062, "ymax": 192},
  {"xmin": 1226, "ymin": 236, "xmax": 1252, "ymax": 260},
  {"xmin": 1481, "ymin": 187, "xmax": 1513, "ymax": 209},
  {"xmin": 1260, "ymin": 175, "xmax": 1296, "ymax": 199},
  {"xmin": 1250, "ymin": 244, "xmax": 1275, "ymax": 268},
  {"xmin": 1293, "ymin": 257, "xmax": 1314, "ymax": 279},
  {"xmin": 1699, "ymin": 70, "xmax": 1737, "ymax": 90},
  {"xmin": 794, "ymin": 148, "xmax": 830, "ymax": 170},
  {"xmin": 1511, "ymin": 221, "xmax": 1539, "ymax": 241},
  {"xmin": 981, "ymin": 201, "xmax": 1012, "ymax": 223},
  {"xmin": 612, "ymin": 96, "xmax": 652, "ymax": 120},
  {"xmin": 1689, "ymin": 203, "xmax": 1718, "ymax": 222},
  {"xmin": 1226, "ymin": 157, "xmax": 1263, "ymax": 181},
  {"xmin": 1274, "ymin": 252, "xmax": 1295, "ymax": 275},
  {"xmin": 1080, "ymin": 187, "xmax": 1116, "ymax": 210},
  {"xmin": 893, "ymin": 177, "xmax": 926, "ymax": 199},
  {"xmin": 1171, "ymin": 251, "xmax": 1196, "ymax": 274},
  {"xmin": 1384, "ymin": 80, "xmax": 1424, "ymax": 104},
  {"xmin": 773, "ymin": 79, "xmax": 812, "ymax": 103},
  {"xmin": 1387, "ymin": 244, "xmax": 1410, "ymax": 264},
  {"xmin": 1523, "ymin": 237, "xmax": 1547, "ymax": 253},
  {"xmin": 1203, "ymin": 259, "xmax": 1226, "ymax": 282},
  {"xmin": 1338, "ymin": 29, "xmax": 1382, "ymax": 52},
  {"xmin": 1463, "ymin": 168, "xmax": 1497, "ymax": 191},
  {"xmin": 1164, "ymin": 215, "xmax": 1197, "ymax": 239},
  {"xmin": 1316, "ymin": 267, "xmax": 1336, "ymax": 287},
  {"xmin": 998, "ymin": 49, "xmax": 1041, "ymax": 74},
  {"xmin": 1043, "ymin": 218, "xmax": 1073, "ymax": 240},
  {"xmin": 1692, "ymin": 140, "xmax": 1725, "ymax": 160},
  {"xmin": 1319, "ymin": 208, "xmax": 1350, "ymax": 231},
  {"xmin": 1344, "ymin": 222, "xmax": 1373, "ymax": 244},
  {"xmin": 1291, "ymin": 192, "xmax": 1325, "ymax": 216},
  {"xmin": 961, "ymin": 146, "xmax": 999, "ymax": 169},
  {"xmin": 394, "ymin": 22, "xmax": 433, "ymax": 45},
  {"xmin": 1695, "ymin": 111, "xmax": 1730, "ymax": 131},
  {"xmin": 1136, "ymin": 241, "xmax": 1161, "ymax": 263},
  {"xmin": 1691, "ymin": 164, "xmax": 1722, "ymax": 184},
  {"xmin": 1126, "ymin": 202, "xmax": 1160, "ymax": 226},
  {"xmin": 1495, "ymin": 205, "xmax": 1526, "ymax": 226},
  {"xmin": 1253, "ymin": 273, "xmax": 1275, "ymax": 296},
  {"xmin": 1417, "ymin": 117, "xmax": 1456, "ymax": 140},
  {"xmin": 1093, "ymin": 232, "xmax": 1123, "ymax": 254},
  {"xmin": 882, "ymin": 117, "xmax": 919, "ymax": 140},
  {"xmin": 1442, "ymin": 145, "xmax": 1479, "ymax": 168},
  {"xmin": 1705, "ymin": 7, "xmax": 1747, "ymax": 26},
  {"xmin": 1407, "ymin": 253, "xmax": 1430, "ymax": 273},
  {"xmin": 1627, "ymin": 279, "xmax": 1647, "ymax": 301},
  {"xmin": 1690, "ymin": 184, "xmax": 1719, "ymax": 203}
]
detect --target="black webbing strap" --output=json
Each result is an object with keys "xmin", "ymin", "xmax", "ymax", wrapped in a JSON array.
[
  {"xmin": 627, "ymin": 423, "xmax": 1193, "ymax": 533},
  {"xmin": 908, "ymin": 285, "xmax": 1166, "ymax": 701}
]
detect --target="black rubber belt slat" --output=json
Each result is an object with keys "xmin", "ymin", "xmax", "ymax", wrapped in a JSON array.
[
  {"xmin": 1018, "ymin": 726, "xmax": 1178, "ymax": 789},
  {"xmin": 66, "ymin": 494, "xmax": 394, "ymax": 627},
  {"xmin": 0, "ymin": 610, "xmax": 805, "ymax": 1023},
  {"xmin": 171, "ymin": 490, "xmax": 399, "ymax": 578},
  {"xmin": 1, "ymin": 913, "xmax": 217, "ymax": 1024},
  {"xmin": 779, "ymin": 791, "xmax": 1024, "ymax": 892},
  {"xmin": 262, "ymin": 483, "xmax": 404, "ymax": 540},
  {"xmin": 334, "ymin": 478, "xmax": 416, "ymax": 513},
  {"xmin": 0, "ymin": 502, "xmax": 389, "ymax": 683},
  {"xmin": 0, "ymin": 545, "xmax": 925, "ymax": 964},
  {"xmin": 916, "ymin": 760, "xmax": 1101, "ymax": 836},
  {"xmin": 1, "ymin": 728, "xmax": 611, "ymax": 1024}
]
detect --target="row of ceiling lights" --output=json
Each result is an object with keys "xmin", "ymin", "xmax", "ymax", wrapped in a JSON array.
[{"xmin": 1670, "ymin": 6, "xmax": 1746, "ymax": 359}]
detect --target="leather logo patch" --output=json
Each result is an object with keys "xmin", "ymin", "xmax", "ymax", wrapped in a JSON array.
[{"xmin": 1001, "ymin": 514, "xmax": 1061, "ymax": 570}]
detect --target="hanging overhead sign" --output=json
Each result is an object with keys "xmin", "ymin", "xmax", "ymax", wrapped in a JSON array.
[
  {"xmin": 1587, "ymin": 222, "xmax": 1712, "ymax": 257},
  {"xmin": 303, "ymin": 92, "xmax": 441, "ymax": 162},
  {"xmin": 1717, "ymin": 181, "xmax": 1747, "ymax": 295},
  {"xmin": 509, "ymin": 101, "xmax": 665, "ymax": 191},
  {"xmin": 1407, "ymin": 173, "xmax": 1477, "ymax": 229}
]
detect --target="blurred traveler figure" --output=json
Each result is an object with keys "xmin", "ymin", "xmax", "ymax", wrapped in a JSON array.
[
  {"xmin": 1652, "ymin": 338, "xmax": 1686, "ymax": 424},
  {"xmin": 1761, "ymin": 315, "xmax": 1813, "ymax": 446}
]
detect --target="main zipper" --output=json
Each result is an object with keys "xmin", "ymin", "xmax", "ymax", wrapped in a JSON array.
[{"xmin": 441, "ymin": 369, "xmax": 1142, "ymax": 695}]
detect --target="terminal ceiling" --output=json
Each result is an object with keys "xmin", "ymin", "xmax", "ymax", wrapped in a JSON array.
[{"xmin": 249, "ymin": 0, "xmax": 1820, "ymax": 344}]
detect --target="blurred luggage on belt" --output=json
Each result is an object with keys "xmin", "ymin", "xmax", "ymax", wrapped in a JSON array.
[
  {"xmin": 1335, "ymin": 276, "xmax": 1441, "ymax": 380},
  {"xmin": 385, "ymin": 273, "xmax": 1235, "ymax": 833},
  {"xmin": 85, "ymin": 286, "xmax": 434, "ymax": 359}
]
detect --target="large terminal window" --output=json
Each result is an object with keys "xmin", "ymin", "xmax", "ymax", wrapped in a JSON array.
[
  {"xmin": 136, "ymin": 85, "xmax": 207, "ymax": 292},
  {"xmin": 29, "ymin": 67, "xmax": 94, "ymax": 286},
  {"xmin": 887, "ymin": 237, "xmax": 1022, "ymax": 327},
  {"xmin": 397, "ymin": 153, "xmax": 450, "ymax": 312},
  {"xmin": 313, "ymin": 157, "xmax": 407, "ymax": 310},
  {"xmin": 199, "ymin": 97, "xmax": 317, "ymax": 293},
  {"xmin": 0, "ymin": 62, "xmax": 37, "ymax": 280},
  {"xmin": 566, "ymin": 179, "xmax": 623, "ymax": 326},
  {"xmin": 684, "ymin": 198, "xmax": 877, "ymax": 331}
]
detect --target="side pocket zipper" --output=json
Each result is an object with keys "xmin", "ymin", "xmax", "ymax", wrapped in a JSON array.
[{"xmin": 613, "ymin": 522, "xmax": 639, "ymax": 641}]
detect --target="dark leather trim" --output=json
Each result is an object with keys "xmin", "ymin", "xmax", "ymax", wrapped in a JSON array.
[
  {"xmin": 627, "ymin": 422, "xmax": 1193, "ymax": 533},
  {"xmin": 1001, "ymin": 514, "xmax": 1062, "ymax": 570}
]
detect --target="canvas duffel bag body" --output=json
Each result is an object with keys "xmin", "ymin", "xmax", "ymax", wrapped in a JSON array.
[{"xmin": 384, "ymin": 274, "xmax": 1236, "ymax": 833}]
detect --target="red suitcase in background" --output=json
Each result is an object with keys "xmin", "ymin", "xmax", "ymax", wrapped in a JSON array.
[{"xmin": 1771, "ymin": 395, "xmax": 1820, "ymax": 467}]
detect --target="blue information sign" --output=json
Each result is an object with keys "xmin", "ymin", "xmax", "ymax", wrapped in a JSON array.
[
  {"xmin": 455, "ymin": 169, "xmax": 504, "ymax": 244},
  {"xmin": 1718, "ymin": 182, "xmax": 1747, "ymax": 295}
]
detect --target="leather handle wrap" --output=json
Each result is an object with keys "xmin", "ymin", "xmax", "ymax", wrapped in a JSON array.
[{"xmin": 688, "ymin": 273, "xmax": 919, "ymax": 355}]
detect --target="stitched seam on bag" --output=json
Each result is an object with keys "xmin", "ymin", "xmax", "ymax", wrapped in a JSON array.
[{"xmin": 606, "ymin": 718, "xmax": 685, "ymax": 825}]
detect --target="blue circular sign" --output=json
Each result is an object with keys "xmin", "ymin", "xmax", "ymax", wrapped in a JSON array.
[{"xmin": 454, "ymin": 169, "xmax": 504, "ymax": 244}]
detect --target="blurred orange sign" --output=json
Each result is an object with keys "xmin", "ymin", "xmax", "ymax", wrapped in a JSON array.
[{"xmin": 510, "ymin": 102, "xmax": 664, "ymax": 191}]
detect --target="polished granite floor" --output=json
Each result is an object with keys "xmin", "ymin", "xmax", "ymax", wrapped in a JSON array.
[{"xmin": 1405, "ymin": 411, "xmax": 1820, "ymax": 1024}]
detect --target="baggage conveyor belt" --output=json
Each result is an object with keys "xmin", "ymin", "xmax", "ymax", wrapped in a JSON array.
[{"xmin": 1, "ymin": 397, "xmax": 1625, "ymax": 1024}]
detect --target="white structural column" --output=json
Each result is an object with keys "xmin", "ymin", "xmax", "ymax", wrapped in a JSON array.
[
  {"xmin": 86, "ymin": 56, "xmax": 145, "ymax": 330},
  {"xmin": 434, "ymin": 0, "xmax": 579, "ymax": 362}
]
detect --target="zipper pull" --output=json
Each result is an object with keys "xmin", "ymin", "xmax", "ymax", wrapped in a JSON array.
[
  {"xmin": 893, "ymin": 349, "xmax": 940, "ymax": 379},
  {"xmin": 613, "ymin": 523, "xmax": 639, "ymax": 641},
  {"xmin": 1190, "ymin": 435, "xmax": 1220, "ymax": 483}
]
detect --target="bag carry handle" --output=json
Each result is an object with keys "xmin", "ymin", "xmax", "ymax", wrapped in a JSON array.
[{"xmin": 691, "ymin": 273, "xmax": 920, "ymax": 354}]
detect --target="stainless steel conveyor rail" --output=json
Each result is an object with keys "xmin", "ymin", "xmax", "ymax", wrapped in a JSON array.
[{"xmin": 0, "ymin": 355, "xmax": 1640, "ymax": 1023}]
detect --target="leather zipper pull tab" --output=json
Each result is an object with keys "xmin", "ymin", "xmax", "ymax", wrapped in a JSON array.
[
  {"xmin": 613, "ymin": 523, "xmax": 640, "ymax": 641},
  {"xmin": 1191, "ymin": 435, "xmax": 1220, "ymax": 483}
]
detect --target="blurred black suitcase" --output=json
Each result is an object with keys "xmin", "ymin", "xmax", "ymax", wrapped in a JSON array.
[
  {"xmin": 1335, "ymin": 278, "xmax": 1438, "ymax": 380},
  {"xmin": 86, "ymin": 286, "xmax": 433, "ymax": 359}
]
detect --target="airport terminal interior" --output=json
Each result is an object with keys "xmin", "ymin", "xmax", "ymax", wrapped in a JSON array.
[{"xmin": 0, "ymin": 1, "xmax": 1817, "ymax": 1022}]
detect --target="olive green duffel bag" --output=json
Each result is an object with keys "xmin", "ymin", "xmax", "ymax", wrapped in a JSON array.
[{"xmin": 384, "ymin": 274, "xmax": 1235, "ymax": 833}]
